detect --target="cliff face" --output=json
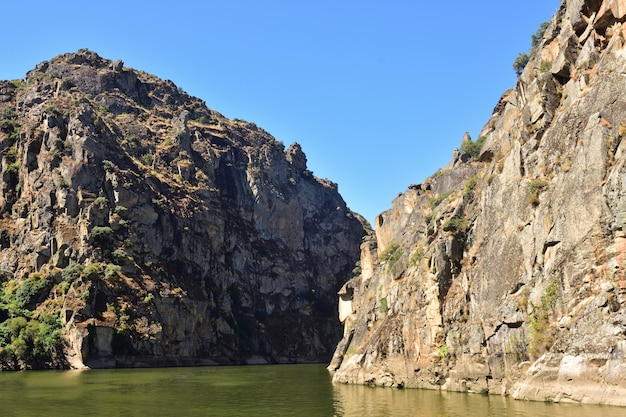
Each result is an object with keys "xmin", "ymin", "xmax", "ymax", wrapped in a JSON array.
[
  {"xmin": 329, "ymin": 0, "xmax": 626, "ymax": 406},
  {"xmin": 0, "ymin": 50, "xmax": 366, "ymax": 369}
]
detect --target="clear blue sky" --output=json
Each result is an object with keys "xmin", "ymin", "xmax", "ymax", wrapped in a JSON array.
[{"xmin": 1, "ymin": 1, "xmax": 560, "ymax": 225}]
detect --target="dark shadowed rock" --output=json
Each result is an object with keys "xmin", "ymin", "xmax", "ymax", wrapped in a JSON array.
[{"xmin": 0, "ymin": 49, "xmax": 367, "ymax": 369}]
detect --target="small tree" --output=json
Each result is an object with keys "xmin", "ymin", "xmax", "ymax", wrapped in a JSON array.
[
  {"xmin": 513, "ymin": 53, "xmax": 529, "ymax": 76},
  {"xmin": 531, "ymin": 21, "xmax": 550, "ymax": 49},
  {"xmin": 512, "ymin": 21, "xmax": 549, "ymax": 76}
]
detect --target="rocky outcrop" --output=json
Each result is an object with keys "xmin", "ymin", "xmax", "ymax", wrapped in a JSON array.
[
  {"xmin": 0, "ymin": 50, "xmax": 366, "ymax": 369},
  {"xmin": 329, "ymin": 0, "xmax": 626, "ymax": 406}
]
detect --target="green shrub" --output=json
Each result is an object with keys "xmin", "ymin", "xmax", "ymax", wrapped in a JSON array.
[
  {"xmin": 378, "ymin": 297, "xmax": 388, "ymax": 314},
  {"xmin": 102, "ymin": 160, "xmax": 115, "ymax": 171},
  {"xmin": 60, "ymin": 78, "xmax": 75, "ymax": 90},
  {"xmin": 104, "ymin": 263, "xmax": 121, "ymax": 281},
  {"xmin": 528, "ymin": 178, "xmax": 549, "ymax": 206},
  {"xmin": 387, "ymin": 249, "xmax": 403, "ymax": 271},
  {"xmin": 528, "ymin": 279, "xmax": 559, "ymax": 358},
  {"xmin": 57, "ymin": 175, "xmax": 68, "ymax": 189},
  {"xmin": 513, "ymin": 21, "xmax": 549, "ymax": 76},
  {"xmin": 428, "ymin": 191, "xmax": 453, "ymax": 209},
  {"xmin": 460, "ymin": 136, "xmax": 487, "ymax": 160},
  {"xmin": 531, "ymin": 21, "xmax": 550, "ymax": 49},
  {"xmin": 196, "ymin": 116, "xmax": 211, "ymax": 125},
  {"xmin": 462, "ymin": 175, "xmax": 478, "ymax": 199},
  {"xmin": 45, "ymin": 105, "xmax": 61, "ymax": 117},
  {"xmin": 90, "ymin": 226, "xmax": 113, "ymax": 242},
  {"xmin": 62, "ymin": 263, "xmax": 84, "ymax": 283},
  {"xmin": 0, "ymin": 312, "xmax": 62, "ymax": 364},
  {"xmin": 112, "ymin": 248, "xmax": 128, "ymax": 262},
  {"xmin": 6, "ymin": 161, "xmax": 19, "ymax": 175},
  {"xmin": 410, "ymin": 248, "xmax": 425, "ymax": 267},
  {"xmin": 513, "ymin": 53, "xmax": 529, "ymax": 76},
  {"xmin": 93, "ymin": 196, "xmax": 108, "ymax": 209},
  {"xmin": 442, "ymin": 217, "xmax": 469, "ymax": 237},
  {"xmin": 14, "ymin": 275, "xmax": 51, "ymax": 309},
  {"xmin": 82, "ymin": 263, "xmax": 102, "ymax": 280},
  {"xmin": 10, "ymin": 80, "xmax": 25, "ymax": 89},
  {"xmin": 438, "ymin": 343, "xmax": 449, "ymax": 359},
  {"xmin": 379, "ymin": 243, "xmax": 400, "ymax": 262},
  {"xmin": 0, "ymin": 110, "xmax": 19, "ymax": 132},
  {"xmin": 5, "ymin": 145, "xmax": 17, "ymax": 159},
  {"xmin": 139, "ymin": 153, "xmax": 154, "ymax": 166}
]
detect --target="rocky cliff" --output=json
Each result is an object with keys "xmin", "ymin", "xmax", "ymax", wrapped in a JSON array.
[
  {"xmin": 0, "ymin": 50, "xmax": 366, "ymax": 369},
  {"xmin": 329, "ymin": 0, "xmax": 626, "ymax": 406}
]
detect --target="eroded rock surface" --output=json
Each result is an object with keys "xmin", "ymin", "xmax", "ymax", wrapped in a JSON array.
[
  {"xmin": 0, "ymin": 50, "xmax": 366, "ymax": 369},
  {"xmin": 329, "ymin": 0, "xmax": 626, "ymax": 406}
]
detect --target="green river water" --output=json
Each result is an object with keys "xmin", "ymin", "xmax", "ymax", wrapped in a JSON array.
[{"xmin": 0, "ymin": 364, "xmax": 624, "ymax": 416}]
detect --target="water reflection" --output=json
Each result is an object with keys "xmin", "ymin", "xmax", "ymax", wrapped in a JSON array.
[
  {"xmin": 0, "ymin": 365, "xmax": 625, "ymax": 417},
  {"xmin": 331, "ymin": 382, "xmax": 626, "ymax": 417}
]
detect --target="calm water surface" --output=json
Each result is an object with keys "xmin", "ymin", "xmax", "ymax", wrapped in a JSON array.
[{"xmin": 0, "ymin": 364, "xmax": 624, "ymax": 417}]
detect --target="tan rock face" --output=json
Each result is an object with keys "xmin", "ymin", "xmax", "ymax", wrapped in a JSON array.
[
  {"xmin": 329, "ymin": 0, "xmax": 626, "ymax": 406},
  {"xmin": 0, "ymin": 50, "xmax": 366, "ymax": 369}
]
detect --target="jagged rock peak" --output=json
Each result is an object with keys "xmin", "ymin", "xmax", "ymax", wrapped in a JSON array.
[{"xmin": 0, "ymin": 49, "xmax": 368, "ymax": 370}]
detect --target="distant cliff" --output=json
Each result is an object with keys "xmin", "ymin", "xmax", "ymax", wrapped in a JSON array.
[
  {"xmin": 0, "ymin": 50, "xmax": 366, "ymax": 369},
  {"xmin": 329, "ymin": 0, "xmax": 626, "ymax": 406}
]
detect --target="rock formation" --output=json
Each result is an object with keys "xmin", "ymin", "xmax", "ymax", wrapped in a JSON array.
[
  {"xmin": 0, "ymin": 50, "xmax": 366, "ymax": 369},
  {"xmin": 329, "ymin": 0, "xmax": 626, "ymax": 406}
]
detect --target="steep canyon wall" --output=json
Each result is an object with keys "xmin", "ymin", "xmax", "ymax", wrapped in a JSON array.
[{"xmin": 329, "ymin": 0, "xmax": 626, "ymax": 406}]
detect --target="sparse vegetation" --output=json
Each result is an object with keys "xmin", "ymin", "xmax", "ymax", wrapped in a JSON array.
[
  {"xmin": 379, "ymin": 242, "xmax": 403, "ymax": 271},
  {"xmin": 442, "ymin": 217, "xmax": 469, "ymax": 237},
  {"xmin": 6, "ymin": 161, "xmax": 19, "ymax": 175},
  {"xmin": 528, "ymin": 279, "xmax": 559, "ymax": 358},
  {"xmin": 513, "ymin": 21, "xmax": 550, "ymax": 75},
  {"xmin": 93, "ymin": 196, "xmax": 108, "ymax": 209},
  {"xmin": 104, "ymin": 263, "xmax": 122, "ymax": 281},
  {"xmin": 528, "ymin": 178, "xmax": 549, "ymax": 206},
  {"xmin": 513, "ymin": 53, "xmax": 530, "ymax": 76},
  {"xmin": 410, "ymin": 248, "xmax": 425, "ymax": 267},
  {"xmin": 143, "ymin": 293, "xmax": 155, "ymax": 304},
  {"xmin": 90, "ymin": 226, "xmax": 114, "ymax": 243},
  {"xmin": 460, "ymin": 135, "xmax": 487, "ymax": 160},
  {"xmin": 57, "ymin": 175, "xmax": 68, "ymax": 189},
  {"xmin": 438, "ymin": 343, "xmax": 449, "ymax": 360},
  {"xmin": 540, "ymin": 60, "xmax": 552, "ymax": 73},
  {"xmin": 532, "ymin": 21, "xmax": 550, "ymax": 49},
  {"xmin": 428, "ymin": 191, "xmax": 454, "ymax": 209},
  {"xmin": 139, "ymin": 152, "xmax": 154, "ymax": 166},
  {"xmin": 505, "ymin": 332, "xmax": 528, "ymax": 362},
  {"xmin": 462, "ymin": 175, "xmax": 479, "ymax": 199},
  {"xmin": 61, "ymin": 263, "xmax": 84, "ymax": 283},
  {"xmin": 378, "ymin": 297, "xmax": 389, "ymax": 314},
  {"xmin": 102, "ymin": 160, "xmax": 115, "ymax": 171},
  {"xmin": 60, "ymin": 78, "xmax": 75, "ymax": 90},
  {"xmin": 195, "ymin": 115, "xmax": 211, "ymax": 125}
]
